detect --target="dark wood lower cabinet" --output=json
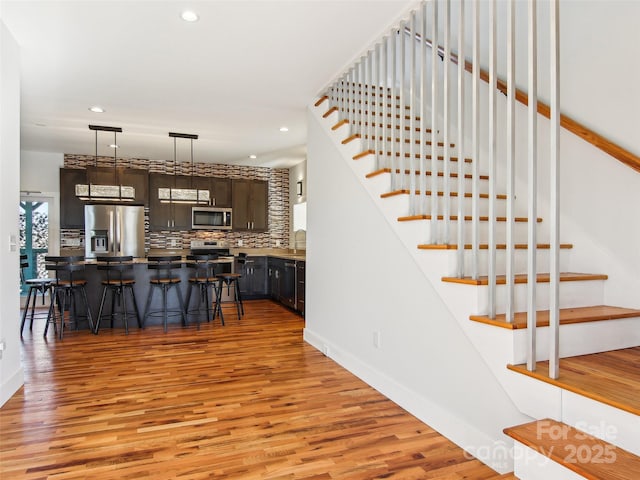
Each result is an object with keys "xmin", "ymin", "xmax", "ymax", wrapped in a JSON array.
[
  {"xmin": 236, "ymin": 256, "xmax": 268, "ymax": 299},
  {"xmin": 296, "ymin": 261, "xmax": 305, "ymax": 316},
  {"xmin": 267, "ymin": 257, "xmax": 303, "ymax": 314}
]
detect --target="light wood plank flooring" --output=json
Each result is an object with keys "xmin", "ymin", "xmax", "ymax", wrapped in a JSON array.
[{"xmin": 2, "ymin": 300, "xmax": 507, "ymax": 479}]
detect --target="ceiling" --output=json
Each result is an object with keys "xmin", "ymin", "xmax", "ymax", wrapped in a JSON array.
[{"xmin": 1, "ymin": 0, "xmax": 413, "ymax": 168}]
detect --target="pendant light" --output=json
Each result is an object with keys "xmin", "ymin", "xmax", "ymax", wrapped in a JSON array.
[
  {"xmin": 158, "ymin": 132, "xmax": 210, "ymax": 204},
  {"xmin": 75, "ymin": 125, "xmax": 135, "ymax": 201}
]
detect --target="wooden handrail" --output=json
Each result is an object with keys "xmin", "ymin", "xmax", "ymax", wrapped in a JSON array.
[{"xmin": 406, "ymin": 28, "xmax": 640, "ymax": 174}]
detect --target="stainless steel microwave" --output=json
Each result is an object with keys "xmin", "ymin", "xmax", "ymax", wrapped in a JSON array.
[{"xmin": 191, "ymin": 207, "xmax": 233, "ymax": 230}]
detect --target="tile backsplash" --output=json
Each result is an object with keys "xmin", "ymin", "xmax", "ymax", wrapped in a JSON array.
[{"xmin": 62, "ymin": 154, "xmax": 290, "ymax": 250}]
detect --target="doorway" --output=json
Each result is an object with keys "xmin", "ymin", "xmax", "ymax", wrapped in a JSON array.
[{"xmin": 19, "ymin": 197, "xmax": 52, "ymax": 301}]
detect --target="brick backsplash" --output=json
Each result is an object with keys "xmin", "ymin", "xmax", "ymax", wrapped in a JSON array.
[{"xmin": 62, "ymin": 154, "xmax": 290, "ymax": 250}]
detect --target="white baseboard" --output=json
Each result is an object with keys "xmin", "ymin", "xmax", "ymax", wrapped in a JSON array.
[{"xmin": 1, "ymin": 366, "xmax": 24, "ymax": 407}]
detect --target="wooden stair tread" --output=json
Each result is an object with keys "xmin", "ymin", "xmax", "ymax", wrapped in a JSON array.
[
  {"xmin": 381, "ymin": 190, "xmax": 507, "ymax": 199},
  {"xmin": 442, "ymin": 272, "xmax": 608, "ymax": 286},
  {"xmin": 399, "ymin": 214, "xmax": 540, "ymax": 223},
  {"xmin": 366, "ymin": 168, "xmax": 488, "ymax": 180},
  {"xmin": 470, "ymin": 305, "xmax": 640, "ymax": 330},
  {"xmin": 486, "ymin": 474, "xmax": 518, "ymax": 480},
  {"xmin": 342, "ymin": 133, "xmax": 361, "ymax": 144},
  {"xmin": 322, "ymin": 106, "xmax": 338, "ymax": 118},
  {"xmin": 507, "ymin": 346, "xmax": 640, "ymax": 416},
  {"xmin": 504, "ymin": 419, "xmax": 640, "ymax": 479},
  {"xmin": 314, "ymin": 96, "xmax": 328, "ymax": 107},
  {"xmin": 419, "ymin": 243, "xmax": 573, "ymax": 250}
]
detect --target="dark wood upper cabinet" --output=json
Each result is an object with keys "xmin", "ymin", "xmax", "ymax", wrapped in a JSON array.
[
  {"xmin": 148, "ymin": 173, "xmax": 175, "ymax": 231},
  {"xmin": 60, "ymin": 168, "xmax": 87, "ymax": 229},
  {"xmin": 232, "ymin": 179, "xmax": 268, "ymax": 232},
  {"xmin": 210, "ymin": 177, "xmax": 232, "ymax": 207}
]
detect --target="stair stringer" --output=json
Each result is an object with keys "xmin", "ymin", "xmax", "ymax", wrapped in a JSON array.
[{"xmin": 308, "ymin": 103, "xmax": 640, "ymax": 471}]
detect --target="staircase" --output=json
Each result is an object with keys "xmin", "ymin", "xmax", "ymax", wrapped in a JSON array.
[{"xmin": 305, "ymin": 2, "xmax": 640, "ymax": 476}]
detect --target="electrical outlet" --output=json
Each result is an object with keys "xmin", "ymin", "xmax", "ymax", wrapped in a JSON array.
[
  {"xmin": 170, "ymin": 238, "xmax": 177, "ymax": 248},
  {"xmin": 275, "ymin": 240, "xmax": 281, "ymax": 247},
  {"xmin": 238, "ymin": 239, "xmax": 243, "ymax": 247},
  {"xmin": 373, "ymin": 331, "xmax": 381, "ymax": 348},
  {"xmin": 0, "ymin": 339, "xmax": 5, "ymax": 359}
]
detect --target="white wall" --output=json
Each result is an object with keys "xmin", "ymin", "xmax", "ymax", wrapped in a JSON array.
[
  {"xmin": 0, "ymin": 19, "xmax": 23, "ymax": 406},
  {"xmin": 288, "ymin": 160, "xmax": 306, "ymax": 247},
  {"xmin": 20, "ymin": 150, "xmax": 63, "ymax": 193}
]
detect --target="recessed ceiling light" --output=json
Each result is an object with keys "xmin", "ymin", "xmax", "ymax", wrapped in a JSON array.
[
  {"xmin": 181, "ymin": 10, "xmax": 199, "ymax": 22},
  {"xmin": 249, "ymin": 154, "xmax": 257, "ymax": 159},
  {"xmin": 89, "ymin": 106, "xmax": 105, "ymax": 113},
  {"xmin": 279, "ymin": 126, "xmax": 289, "ymax": 132},
  {"xmin": 108, "ymin": 144, "xmax": 119, "ymax": 149}
]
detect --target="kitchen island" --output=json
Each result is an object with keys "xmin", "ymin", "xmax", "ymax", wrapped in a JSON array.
[
  {"xmin": 78, "ymin": 254, "xmax": 234, "ymax": 330},
  {"xmin": 52, "ymin": 249, "xmax": 305, "ymax": 331}
]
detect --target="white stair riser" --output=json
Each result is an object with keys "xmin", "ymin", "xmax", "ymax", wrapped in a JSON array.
[
  {"xmin": 475, "ymin": 280, "xmax": 606, "ymax": 314},
  {"xmin": 513, "ymin": 316, "xmax": 640, "ymax": 363},
  {"xmin": 387, "ymin": 174, "xmax": 489, "ymax": 193},
  {"xmin": 562, "ymin": 391, "xmax": 640, "ymax": 457},
  {"xmin": 447, "ymin": 249, "xmax": 572, "ymax": 277},
  {"xmin": 512, "ymin": 441, "xmax": 586, "ymax": 480},
  {"xmin": 384, "ymin": 196, "xmax": 533, "ymax": 219},
  {"xmin": 415, "ymin": 221, "xmax": 559, "ymax": 247},
  {"xmin": 371, "ymin": 174, "xmax": 485, "ymax": 195}
]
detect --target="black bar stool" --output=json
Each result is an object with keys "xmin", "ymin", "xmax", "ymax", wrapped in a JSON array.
[
  {"xmin": 44, "ymin": 255, "xmax": 94, "ymax": 339},
  {"xmin": 95, "ymin": 256, "xmax": 141, "ymax": 335},
  {"xmin": 184, "ymin": 254, "xmax": 225, "ymax": 328},
  {"xmin": 216, "ymin": 268, "xmax": 244, "ymax": 320},
  {"xmin": 20, "ymin": 254, "xmax": 54, "ymax": 336},
  {"xmin": 142, "ymin": 255, "xmax": 186, "ymax": 333}
]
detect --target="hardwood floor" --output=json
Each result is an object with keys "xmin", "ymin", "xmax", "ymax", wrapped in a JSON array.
[{"xmin": 2, "ymin": 300, "xmax": 506, "ymax": 479}]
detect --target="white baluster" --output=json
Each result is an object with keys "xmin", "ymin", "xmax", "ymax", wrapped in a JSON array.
[
  {"xmin": 488, "ymin": 0, "xmax": 497, "ymax": 319},
  {"xmin": 443, "ymin": 0, "xmax": 451, "ymax": 244},
  {"xmin": 471, "ymin": 0, "xmax": 480, "ymax": 280},
  {"xmin": 527, "ymin": 0, "xmax": 538, "ymax": 372},
  {"xmin": 456, "ymin": 0, "xmax": 466, "ymax": 277},
  {"xmin": 430, "ymin": 0, "xmax": 439, "ymax": 244},
  {"xmin": 549, "ymin": 0, "xmax": 561, "ymax": 380},
  {"xmin": 506, "ymin": 0, "xmax": 516, "ymax": 321}
]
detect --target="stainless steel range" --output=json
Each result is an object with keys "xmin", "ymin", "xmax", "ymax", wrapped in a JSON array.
[{"xmin": 189, "ymin": 239, "xmax": 231, "ymax": 258}]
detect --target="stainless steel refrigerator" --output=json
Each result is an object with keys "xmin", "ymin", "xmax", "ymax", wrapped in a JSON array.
[{"xmin": 84, "ymin": 205, "xmax": 145, "ymax": 259}]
